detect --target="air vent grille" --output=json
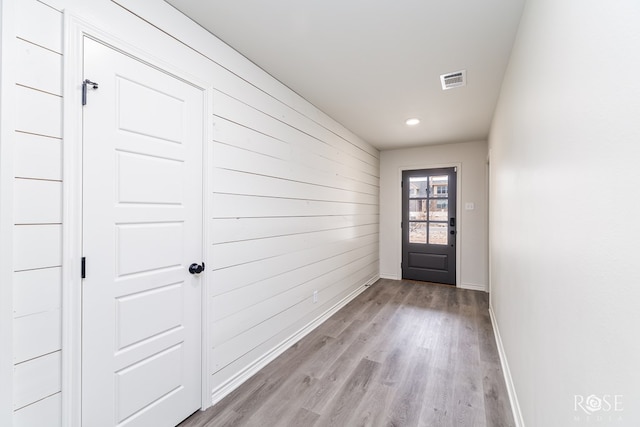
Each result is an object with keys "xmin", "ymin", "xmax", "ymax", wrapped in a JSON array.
[{"xmin": 440, "ymin": 70, "xmax": 467, "ymax": 90}]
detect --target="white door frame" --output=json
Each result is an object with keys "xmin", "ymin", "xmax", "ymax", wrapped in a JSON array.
[
  {"xmin": 0, "ymin": 1, "xmax": 16, "ymax": 425},
  {"xmin": 62, "ymin": 14, "xmax": 212, "ymax": 426},
  {"xmin": 396, "ymin": 162, "xmax": 462, "ymax": 285}
]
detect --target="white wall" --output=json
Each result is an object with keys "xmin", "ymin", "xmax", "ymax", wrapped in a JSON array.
[
  {"xmin": 0, "ymin": 0, "xmax": 379, "ymax": 424},
  {"xmin": 489, "ymin": 0, "xmax": 640, "ymax": 425},
  {"xmin": 379, "ymin": 141, "xmax": 488, "ymax": 290}
]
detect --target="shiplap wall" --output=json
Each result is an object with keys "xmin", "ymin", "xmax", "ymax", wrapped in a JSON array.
[
  {"xmin": 4, "ymin": 0, "xmax": 379, "ymax": 423},
  {"xmin": 209, "ymin": 90, "xmax": 379, "ymax": 390},
  {"xmin": 12, "ymin": 1, "xmax": 63, "ymax": 425}
]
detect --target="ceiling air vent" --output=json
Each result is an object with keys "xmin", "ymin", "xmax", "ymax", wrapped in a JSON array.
[{"xmin": 440, "ymin": 70, "xmax": 466, "ymax": 90}]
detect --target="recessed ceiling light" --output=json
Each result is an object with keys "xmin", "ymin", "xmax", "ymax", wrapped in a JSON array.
[{"xmin": 405, "ymin": 118, "xmax": 420, "ymax": 126}]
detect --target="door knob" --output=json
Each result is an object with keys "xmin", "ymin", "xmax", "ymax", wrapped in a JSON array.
[{"xmin": 189, "ymin": 263, "xmax": 205, "ymax": 274}]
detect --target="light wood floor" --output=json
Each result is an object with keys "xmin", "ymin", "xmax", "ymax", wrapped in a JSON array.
[{"xmin": 180, "ymin": 279, "xmax": 514, "ymax": 427}]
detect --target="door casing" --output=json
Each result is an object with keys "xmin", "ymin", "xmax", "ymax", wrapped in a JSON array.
[
  {"xmin": 62, "ymin": 14, "xmax": 212, "ymax": 426},
  {"xmin": 396, "ymin": 163, "xmax": 461, "ymax": 285}
]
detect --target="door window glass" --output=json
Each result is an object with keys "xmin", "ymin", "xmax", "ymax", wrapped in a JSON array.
[
  {"xmin": 409, "ymin": 199, "xmax": 427, "ymax": 220},
  {"xmin": 409, "ymin": 177, "xmax": 428, "ymax": 198},
  {"xmin": 429, "ymin": 176, "xmax": 448, "ymax": 197},
  {"xmin": 429, "ymin": 200, "xmax": 448, "ymax": 221},
  {"xmin": 428, "ymin": 223, "xmax": 448, "ymax": 245},
  {"xmin": 409, "ymin": 222, "xmax": 427, "ymax": 244},
  {"xmin": 408, "ymin": 174, "xmax": 450, "ymax": 246}
]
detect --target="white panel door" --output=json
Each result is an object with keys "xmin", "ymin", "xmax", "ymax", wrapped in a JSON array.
[{"xmin": 82, "ymin": 38, "xmax": 204, "ymax": 427}]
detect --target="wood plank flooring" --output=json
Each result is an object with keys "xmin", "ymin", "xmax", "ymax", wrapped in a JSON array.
[{"xmin": 180, "ymin": 279, "xmax": 514, "ymax": 427}]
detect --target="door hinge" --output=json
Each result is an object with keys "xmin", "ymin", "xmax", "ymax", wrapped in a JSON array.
[
  {"xmin": 400, "ymin": 221, "xmax": 403, "ymax": 229},
  {"xmin": 81, "ymin": 257, "xmax": 86, "ymax": 279},
  {"xmin": 82, "ymin": 79, "xmax": 99, "ymax": 106},
  {"xmin": 401, "ymin": 180, "xmax": 403, "ymax": 188}
]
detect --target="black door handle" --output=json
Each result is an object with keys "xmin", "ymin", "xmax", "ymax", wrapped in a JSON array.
[
  {"xmin": 189, "ymin": 263, "xmax": 205, "ymax": 274},
  {"xmin": 450, "ymin": 218, "xmax": 455, "ymax": 227}
]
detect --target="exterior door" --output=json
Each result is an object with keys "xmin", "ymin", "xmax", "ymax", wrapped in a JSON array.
[
  {"xmin": 402, "ymin": 168, "xmax": 457, "ymax": 285},
  {"xmin": 82, "ymin": 38, "xmax": 204, "ymax": 427}
]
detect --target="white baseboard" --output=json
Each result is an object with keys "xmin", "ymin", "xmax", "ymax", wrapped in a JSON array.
[
  {"xmin": 489, "ymin": 306, "xmax": 525, "ymax": 427},
  {"xmin": 210, "ymin": 274, "xmax": 380, "ymax": 406},
  {"xmin": 379, "ymin": 275, "xmax": 486, "ymax": 292},
  {"xmin": 459, "ymin": 282, "xmax": 488, "ymax": 292}
]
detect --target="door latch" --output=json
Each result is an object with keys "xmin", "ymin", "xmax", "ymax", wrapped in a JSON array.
[{"xmin": 82, "ymin": 79, "xmax": 99, "ymax": 105}]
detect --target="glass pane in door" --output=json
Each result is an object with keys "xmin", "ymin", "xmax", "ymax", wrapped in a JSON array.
[
  {"xmin": 409, "ymin": 177, "xmax": 428, "ymax": 198},
  {"xmin": 429, "ymin": 175, "xmax": 448, "ymax": 198},
  {"xmin": 428, "ymin": 223, "xmax": 447, "ymax": 245},
  {"xmin": 409, "ymin": 222, "xmax": 427, "ymax": 244},
  {"xmin": 429, "ymin": 200, "xmax": 448, "ymax": 221},
  {"xmin": 409, "ymin": 199, "xmax": 427, "ymax": 220}
]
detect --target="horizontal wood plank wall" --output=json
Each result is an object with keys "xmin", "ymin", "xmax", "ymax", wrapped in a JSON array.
[
  {"xmin": 12, "ymin": 0, "xmax": 63, "ymax": 422},
  {"xmin": 209, "ymin": 58, "xmax": 379, "ymax": 392},
  {"xmin": 7, "ymin": 0, "xmax": 379, "ymax": 423}
]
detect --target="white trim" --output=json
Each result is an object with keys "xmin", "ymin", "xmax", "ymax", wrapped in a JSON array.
[
  {"xmin": 489, "ymin": 306, "xmax": 525, "ymax": 427},
  {"xmin": 200, "ymin": 88, "xmax": 214, "ymax": 411},
  {"xmin": 211, "ymin": 274, "xmax": 379, "ymax": 405},
  {"xmin": 487, "ymin": 148, "xmax": 492, "ymax": 297},
  {"xmin": 396, "ymin": 162, "xmax": 462, "ymax": 285},
  {"xmin": 459, "ymin": 282, "xmax": 487, "ymax": 292},
  {"xmin": 62, "ymin": 13, "xmax": 213, "ymax": 426},
  {"xmin": 62, "ymin": 13, "xmax": 84, "ymax": 425},
  {"xmin": 379, "ymin": 273, "xmax": 400, "ymax": 280},
  {"xmin": 0, "ymin": 1, "xmax": 16, "ymax": 425}
]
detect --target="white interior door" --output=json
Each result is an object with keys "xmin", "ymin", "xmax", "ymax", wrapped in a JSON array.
[{"xmin": 81, "ymin": 37, "xmax": 204, "ymax": 427}]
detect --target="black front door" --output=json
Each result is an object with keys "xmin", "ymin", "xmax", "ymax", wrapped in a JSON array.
[{"xmin": 402, "ymin": 168, "xmax": 456, "ymax": 285}]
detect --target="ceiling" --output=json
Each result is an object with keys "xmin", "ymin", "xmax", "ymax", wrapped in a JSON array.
[{"xmin": 165, "ymin": 0, "xmax": 525, "ymax": 150}]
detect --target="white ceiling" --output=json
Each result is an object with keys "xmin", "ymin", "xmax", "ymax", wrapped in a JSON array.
[{"xmin": 166, "ymin": 0, "xmax": 525, "ymax": 150}]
